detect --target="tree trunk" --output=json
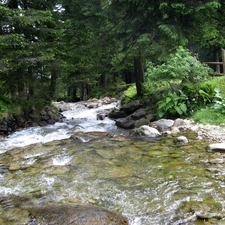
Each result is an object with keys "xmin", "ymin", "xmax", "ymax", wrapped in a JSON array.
[
  {"xmin": 49, "ymin": 64, "xmax": 58, "ymax": 99},
  {"xmin": 214, "ymin": 46, "xmax": 221, "ymax": 73},
  {"xmin": 99, "ymin": 74, "xmax": 106, "ymax": 88},
  {"xmin": 17, "ymin": 68, "xmax": 26, "ymax": 97},
  {"xmin": 134, "ymin": 52, "xmax": 145, "ymax": 97},
  {"xmin": 28, "ymin": 66, "xmax": 34, "ymax": 98}
]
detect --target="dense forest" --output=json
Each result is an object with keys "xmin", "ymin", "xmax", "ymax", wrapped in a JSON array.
[{"xmin": 1, "ymin": 0, "xmax": 225, "ymax": 123}]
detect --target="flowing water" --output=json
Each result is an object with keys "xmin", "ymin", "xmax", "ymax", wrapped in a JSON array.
[{"xmin": 0, "ymin": 101, "xmax": 225, "ymax": 224}]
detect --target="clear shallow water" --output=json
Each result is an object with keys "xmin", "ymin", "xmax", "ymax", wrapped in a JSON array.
[{"xmin": 0, "ymin": 102, "xmax": 225, "ymax": 224}]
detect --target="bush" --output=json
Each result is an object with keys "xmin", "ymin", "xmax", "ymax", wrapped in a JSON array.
[
  {"xmin": 143, "ymin": 47, "xmax": 214, "ymax": 118},
  {"xmin": 121, "ymin": 84, "xmax": 137, "ymax": 105},
  {"xmin": 144, "ymin": 46, "xmax": 212, "ymax": 84}
]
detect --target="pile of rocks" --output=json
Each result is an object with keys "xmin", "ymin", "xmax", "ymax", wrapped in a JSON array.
[
  {"xmin": 110, "ymin": 99, "xmax": 225, "ymax": 147},
  {"xmin": 109, "ymin": 100, "xmax": 154, "ymax": 128},
  {"xmin": 0, "ymin": 105, "xmax": 63, "ymax": 134}
]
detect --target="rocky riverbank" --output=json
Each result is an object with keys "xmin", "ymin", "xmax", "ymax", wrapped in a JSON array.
[
  {"xmin": 0, "ymin": 105, "xmax": 63, "ymax": 134},
  {"xmin": 108, "ymin": 99, "xmax": 225, "ymax": 143},
  {"xmin": 1, "ymin": 97, "xmax": 225, "ymax": 145}
]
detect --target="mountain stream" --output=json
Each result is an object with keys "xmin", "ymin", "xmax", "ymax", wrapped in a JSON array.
[{"xmin": 0, "ymin": 100, "xmax": 225, "ymax": 224}]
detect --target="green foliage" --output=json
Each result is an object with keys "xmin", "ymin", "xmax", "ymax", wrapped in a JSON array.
[
  {"xmin": 157, "ymin": 90, "xmax": 187, "ymax": 118},
  {"xmin": 0, "ymin": 95, "xmax": 13, "ymax": 117},
  {"xmin": 145, "ymin": 46, "xmax": 212, "ymax": 84},
  {"xmin": 212, "ymin": 88, "xmax": 225, "ymax": 113},
  {"xmin": 124, "ymin": 85, "xmax": 137, "ymax": 99},
  {"xmin": 144, "ymin": 47, "xmax": 213, "ymax": 118},
  {"xmin": 192, "ymin": 107, "xmax": 225, "ymax": 126},
  {"xmin": 198, "ymin": 82, "xmax": 216, "ymax": 104},
  {"xmin": 121, "ymin": 84, "xmax": 137, "ymax": 105},
  {"xmin": 191, "ymin": 77, "xmax": 225, "ymax": 125}
]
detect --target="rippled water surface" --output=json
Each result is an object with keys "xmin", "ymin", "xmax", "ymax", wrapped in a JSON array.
[{"xmin": 0, "ymin": 102, "xmax": 225, "ymax": 224}]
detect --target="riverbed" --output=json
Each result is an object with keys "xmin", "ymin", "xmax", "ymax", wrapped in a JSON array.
[{"xmin": 0, "ymin": 100, "xmax": 225, "ymax": 225}]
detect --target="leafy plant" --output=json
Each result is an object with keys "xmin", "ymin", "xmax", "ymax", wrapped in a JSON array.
[
  {"xmin": 157, "ymin": 90, "xmax": 188, "ymax": 118},
  {"xmin": 124, "ymin": 85, "xmax": 137, "ymax": 99},
  {"xmin": 121, "ymin": 84, "xmax": 137, "ymax": 105},
  {"xmin": 212, "ymin": 88, "xmax": 225, "ymax": 113},
  {"xmin": 144, "ymin": 46, "xmax": 212, "ymax": 84},
  {"xmin": 198, "ymin": 82, "xmax": 216, "ymax": 103}
]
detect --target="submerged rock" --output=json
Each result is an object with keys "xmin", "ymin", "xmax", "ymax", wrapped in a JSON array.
[
  {"xmin": 26, "ymin": 204, "xmax": 129, "ymax": 225},
  {"xmin": 0, "ymin": 195, "xmax": 129, "ymax": 225}
]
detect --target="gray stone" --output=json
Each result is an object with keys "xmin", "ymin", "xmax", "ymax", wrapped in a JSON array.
[
  {"xmin": 130, "ymin": 125, "xmax": 161, "ymax": 137},
  {"xmin": 134, "ymin": 118, "xmax": 149, "ymax": 128},
  {"xmin": 120, "ymin": 100, "xmax": 141, "ymax": 114},
  {"xmin": 171, "ymin": 127, "xmax": 180, "ymax": 134},
  {"xmin": 151, "ymin": 119, "xmax": 174, "ymax": 132},
  {"xmin": 208, "ymin": 143, "xmax": 225, "ymax": 152},
  {"xmin": 116, "ymin": 116, "xmax": 135, "ymax": 129},
  {"xmin": 131, "ymin": 108, "xmax": 147, "ymax": 120},
  {"xmin": 176, "ymin": 136, "xmax": 188, "ymax": 144},
  {"xmin": 173, "ymin": 118, "xmax": 190, "ymax": 127}
]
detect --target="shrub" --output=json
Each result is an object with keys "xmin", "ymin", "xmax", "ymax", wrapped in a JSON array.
[
  {"xmin": 144, "ymin": 46, "xmax": 212, "ymax": 84},
  {"xmin": 144, "ymin": 47, "xmax": 213, "ymax": 118},
  {"xmin": 157, "ymin": 90, "xmax": 188, "ymax": 118}
]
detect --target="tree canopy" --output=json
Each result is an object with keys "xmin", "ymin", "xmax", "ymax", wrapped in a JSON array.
[{"xmin": 0, "ymin": 0, "xmax": 224, "ymax": 104}]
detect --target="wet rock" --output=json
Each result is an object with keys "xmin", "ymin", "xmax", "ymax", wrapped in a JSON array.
[
  {"xmin": 38, "ymin": 121, "xmax": 48, "ymax": 127},
  {"xmin": 176, "ymin": 136, "xmax": 188, "ymax": 145},
  {"xmin": 131, "ymin": 108, "xmax": 147, "ymax": 120},
  {"xmin": 173, "ymin": 118, "xmax": 191, "ymax": 128},
  {"xmin": 134, "ymin": 118, "xmax": 150, "ymax": 128},
  {"xmin": 150, "ymin": 119, "xmax": 174, "ymax": 132},
  {"xmin": 130, "ymin": 125, "xmax": 161, "ymax": 138},
  {"xmin": 26, "ymin": 204, "xmax": 129, "ymax": 225},
  {"xmin": 97, "ymin": 113, "xmax": 106, "ymax": 120},
  {"xmin": 71, "ymin": 131, "xmax": 113, "ymax": 142},
  {"xmin": 0, "ymin": 121, "xmax": 8, "ymax": 135},
  {"xmin": 120, "ymin": 100, "xmax": 141, "ymax": 114},
  {"xmin": 171, "ymin": 127, "xmax": 180, "ymax": 134},
  {"xmin": 109, "ymin": 109, "xmax": 127, "ymax": 119},
  {"xmin": 86, "ymin": 102, "xmax": 99, "ymax": 108},
  {"xmin": 191, "ymin": 203, "xmax": 221, "ymax": 220},
  {"xmin": 116, "ymin": 116, "xmax": 135, "ymax": 129},
  {"xmin": 209, "ymin": 158, "xmax": 224, "ymax": 164},
  {"xmin": 55, "ymin": 101, "xmax": 72, "ymax": 112},
  {"xmin": 208, "ymin": 143, "xmax": 225, "ymax": 152}
]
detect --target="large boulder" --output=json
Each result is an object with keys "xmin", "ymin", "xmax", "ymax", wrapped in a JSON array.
[
  {"xmin": 0, "ymin": 121, "xmax": 8, "ymax": 135},
  {"xmin": 109, "ymin": 100, "xmax": 142, "ymax": 119},
  {"xmin": 130, "ymin": 108, "xmax": 147, "ymax": 120},
  {"xmin": 120, "ymin": 100, "xmax": 142, "ymax": 114},
  {"xmin": 116, "ymin": 116, "xmax": 135, "ymax": 129},
  {"xmin": 26, "ymin": 204, "xmax": 129, "ymax": 225}
]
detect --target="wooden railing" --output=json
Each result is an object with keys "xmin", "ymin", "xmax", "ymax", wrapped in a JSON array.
[{"xmin": 205, "ymin": 49, "xmax": 225, "ymax": 75}]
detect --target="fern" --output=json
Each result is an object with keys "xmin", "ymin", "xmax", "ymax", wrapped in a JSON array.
[{"xmin": 199, "ymin": 83, "xmax": 216, "ymax": 103}]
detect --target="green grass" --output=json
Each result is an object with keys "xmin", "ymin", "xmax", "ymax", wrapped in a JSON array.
[{"xmin": 191, "ymin": 107, "xmax": 225, "ymax": 126}]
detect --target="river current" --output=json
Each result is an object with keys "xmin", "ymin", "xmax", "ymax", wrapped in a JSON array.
[{"xmin": 0, "ymin": 101, "xmax": 225, "ymax": 224}]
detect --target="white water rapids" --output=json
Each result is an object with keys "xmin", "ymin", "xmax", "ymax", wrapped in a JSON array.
[{"xmin": 0, "ymin": 101, "xmax": 121, "ymax": 153}]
